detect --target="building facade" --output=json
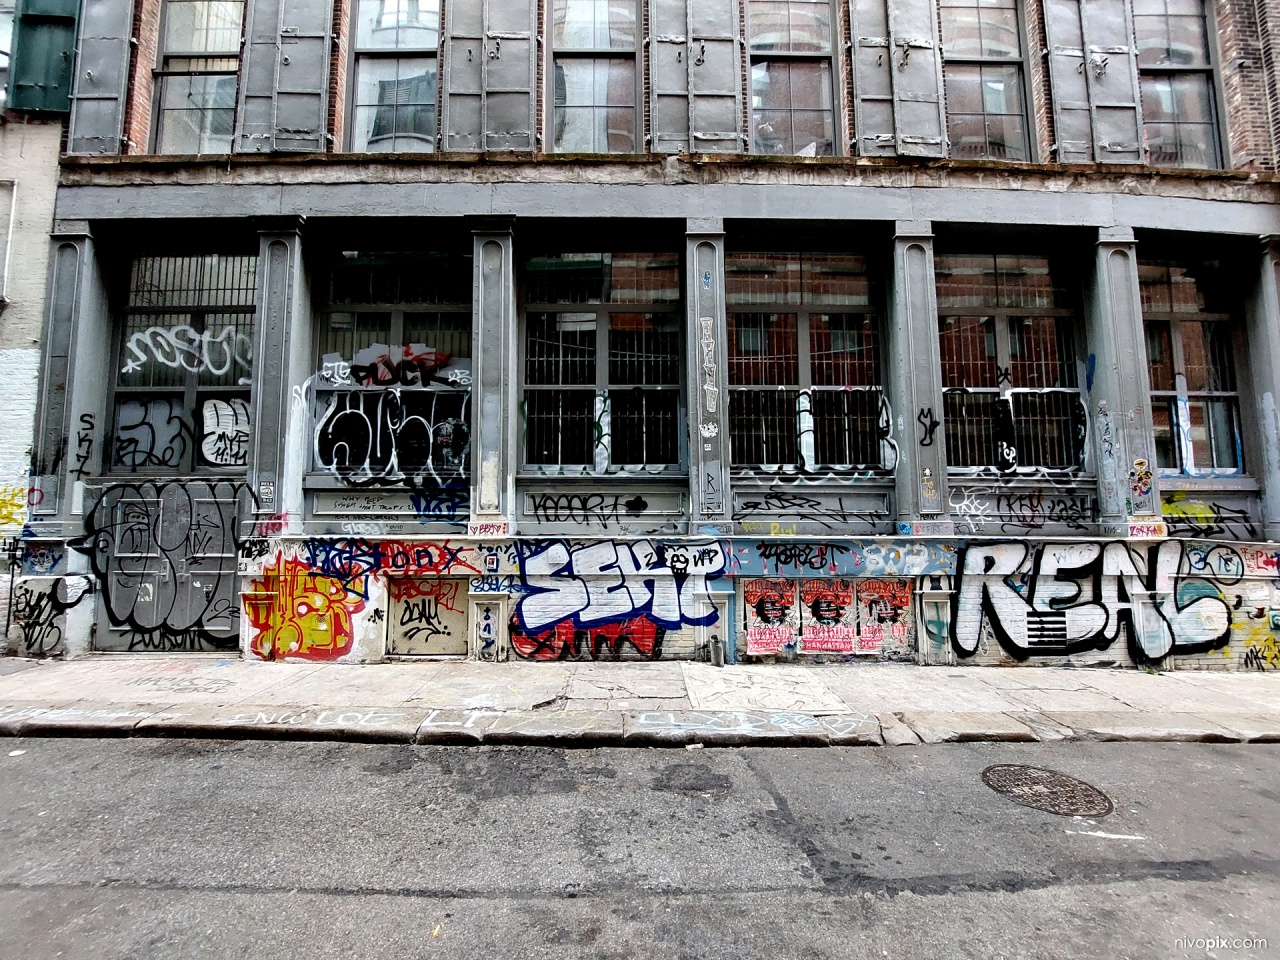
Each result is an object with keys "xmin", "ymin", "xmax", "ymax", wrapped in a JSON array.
[{"xmin": 7, "ymin": 0, "xmax": 1280, "ymax": 669}]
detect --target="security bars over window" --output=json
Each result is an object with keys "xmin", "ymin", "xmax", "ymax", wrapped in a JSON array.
[
  {"xmin": 726, "ymin": 252, "xmax": 887, "ymax": 471},
  {"xmin": 936, "ymin": 254, "xmax": 1086, "ymax": 473},
  {"xmin": 313, "ymin": 252, "xmax": 474, "ymax": 492},
  {"xmin": 521, "ymin": 252, "xmax": 683, "ymax": 473},
  {"xmin": 112, "ymin": 255, "xmax": 257, "ymax": 473}
]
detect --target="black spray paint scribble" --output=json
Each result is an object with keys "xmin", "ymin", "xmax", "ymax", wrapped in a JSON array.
[{"xmin": 77, "ymin": 481, "xmax": 253, "ymax": 650}]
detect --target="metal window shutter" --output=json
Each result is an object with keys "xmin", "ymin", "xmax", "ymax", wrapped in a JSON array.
[
  {"xmin": 236, "ymin": 0, "xmax": 334, "ymax": 153},
  {"xmin": 7, "ymin": 0, "xmax": 79, "ymax": 113},
  {"xmin": 885, "ymin": 0, "xmax": 945, "ymax": 157},
  {"xmin": 68, "ymin": 0, "xmax": 135, "ymax": 154},
  {"xmin": 443, "ymin": 0, "xmax": 535, "ymax": 152},
  {"xmin": 849, "ymin": 0, "xmax": 896, "ymax": 156},
  {"xmin": 650, "ymin": 0, "xmax": 742, "ymax": 153},
  {"xmin": 1043, "ymin": 0, "xmax": 1095, "ymax": 162},
  {"xmin": 1080, "ymin": 0, "xmax": 1143, "ymax": 163}
]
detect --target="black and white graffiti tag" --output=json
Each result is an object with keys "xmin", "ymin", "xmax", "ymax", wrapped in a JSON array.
[{"xmin": 78, "ymin": 481, "xmax": 253, "ymax": 650}]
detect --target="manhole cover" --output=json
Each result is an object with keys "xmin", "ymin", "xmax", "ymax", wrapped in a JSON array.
[{"xmin": 981, "ymin": 764, "xmax": 1113, "ymax": 817}]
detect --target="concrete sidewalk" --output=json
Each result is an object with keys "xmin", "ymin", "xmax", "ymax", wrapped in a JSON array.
[{"xmin": 1, "ymin": 656, "xmax": 1279, "ymax": 747}]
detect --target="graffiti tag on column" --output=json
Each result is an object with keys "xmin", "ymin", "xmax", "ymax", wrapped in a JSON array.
[
  {"xmin": 951, "ymin": 541, "xmax": 1232, "ymax": 662},
  {"xmin": 916, "ymin": 407, "xmax": 940, "ymax": 447},
  {"xmin": 69, "ymin": 413, "xmax": 95, "ymax": 481},
  {"xmin": 699, "ymin": 318, "xmax": 718, "ymax": 414}
]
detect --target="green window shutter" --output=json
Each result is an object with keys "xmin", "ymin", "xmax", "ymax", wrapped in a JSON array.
[{"xmin": 7, "ymin": 0, "xmax": 79, "ymax": 112}]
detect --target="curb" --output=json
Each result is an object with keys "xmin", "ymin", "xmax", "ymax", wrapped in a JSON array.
[{"xmin": 1, "ymin": 703, "xmax": 1276, "ymax": 747}]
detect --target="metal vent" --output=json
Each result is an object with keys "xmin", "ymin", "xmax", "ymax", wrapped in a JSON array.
[{"xmin": 981, "ymin": 764, "xmax": 1114, "ymax": 817}]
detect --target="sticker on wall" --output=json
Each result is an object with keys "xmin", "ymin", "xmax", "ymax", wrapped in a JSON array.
[
  {"xmin": 799, "ymin": 579, "xmax": 857, "ymax": 653},
  {"xmin": 855, "ymin": 579, "xmax": 913, "ymax": 654},
  {"xmin": 744, "ymin": 578, "xmax": 798, "ymax": 654}
]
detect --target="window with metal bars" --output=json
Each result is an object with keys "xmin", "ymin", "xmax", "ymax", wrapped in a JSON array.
[
  {"xmin": 111, "ymin": 255, "xmax": 257, "ymax": 473},
  {"xmin": 746, "ymin": 0, "xmax": 837, "ymax": 156},
  {"xmin": 1133, "ymin": 0, "xmax": 1220, "ymax": 168},
  {"xmin": 350, "ymin": 0, "xmax": 440, "ymax": 152},
  {"xmin": 152, "ymin": 0, "xmax": 245, "ymax": 154},
  {"xmin": 520, "ymin": 252, "xmax": 683, "ymax": 471},
  {"xmin": 1141, "ymin": 260, "xmax": 1242, "ymax": 474},
  {"xmin": 313, "ymin": 251, "xmax": 473, "ymax": 491},
  {"xmin": 550, "ymin": 0, "xmax": 639, "ymax": 153},
  {"xmin": 936, "ymin": 254, "xmax": 1085, "ymax": 472},
  {"xmin": 726, "ymin": 252, "xmax": 886, "ymax": 470},
  {"xmin": 939, "ymin": 0, "xmax": 1031, "ymax": 161}
]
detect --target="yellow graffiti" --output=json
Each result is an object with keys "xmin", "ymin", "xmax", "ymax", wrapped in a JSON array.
[
  {"xmin": 245, "ymin": 558, "xmax": 366, "ymax": 661},
  {"xmin": 0, "ymin": 485, "xmax": 26, "ymax": 529},
  {"xmin": 1161, "ymin": 491, "xmax": 1218, "ymax": 527}
]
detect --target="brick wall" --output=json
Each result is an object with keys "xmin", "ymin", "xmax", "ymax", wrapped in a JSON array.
[
  {"xmin": 1023, "ymin": 0, "xmax": 1056, "ymax": 162},
  {"xmin": 328, "ymin": 0, "xmax": 349, "ymax": 151},
  {"xmin": 1216, "ymin": 0, "xmax": 1276, "ymax": 168},
  {"xmin": 122, "ymin": 0, "xmax": 162, "ymax": 153}
]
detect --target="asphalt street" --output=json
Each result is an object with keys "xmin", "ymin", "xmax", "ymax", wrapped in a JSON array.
[{"xmin": 0, "ymin": 739, "xmax": 1276, "ymax": 960}]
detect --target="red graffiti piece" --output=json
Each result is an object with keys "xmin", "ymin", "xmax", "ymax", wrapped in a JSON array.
[
  {"xmin": 388, "ymin": 577, "xmax": 463, "ymax": 611},
  {"xmin": 245, "ymin": 557, "xmax": 366, "ymax": 662},
  {"xmin": 377, "ymin": 540, "xmax": 480, "ymax": 577},
  {"xmin": 510, "ymin": 617, "xmax": 665, "ymax": 661}
]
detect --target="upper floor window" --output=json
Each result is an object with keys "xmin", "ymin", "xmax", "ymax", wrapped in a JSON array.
[
  {"xmin": 153, "ymin": 0, "xmax": 244, "ymax": 154},
  {"xmin": 111, "ymin": 255, "xmax": 257, "ymax": 473},
  {"xmin": 352, "ymin": 0, "xmax": 440, "ymax": 152},
  {"xmin": 1133, "ymin": 0, "xmax": 1219, "ymax": 167},
  {"xmin": 1142, "ymin": 261, "xmax": 1241, "ymax": 474},
  {"xmin": 936, "ymin": 254, "xmax": 1085, "ymax": 472},
  {"xmin": 551, "ymin": 0, "xmax": 638, "ymax": 152},
  {"xmin": 520, "ymin": 251, "xmax": 681, "ymax": 472},
  {"xmin": 726, "ymin": 252, "xmax": 886, "ymax": 470},
  {"xmin": 939, "ymin": 0, "xmax": 1029, "ymax": 160},
  {"xmin": 747, "ymin": 0, "xmax": 837, "ymax": 156}
]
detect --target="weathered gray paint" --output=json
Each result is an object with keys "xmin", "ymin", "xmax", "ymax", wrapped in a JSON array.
[
  {"xmin": 850, "ymin": 0, "xmax": 946, "ymax": 157},
  {"xmin": 650, "ymin": 0, "xmax": 742, "ymax": 153},
  {"xmin": 236, "ymin": 0, "xmax": 334, "ymax": 152},
  {"xmin": 442, "ymin": 0, "xmax": 536, "ymax": 151},
  {"xmin": 1044, "ymin": 0, "xmax": 1144, "ymax": 163},
  {"xmin": 30, "ymin": 224, "xmax": 112, "ymax": 534},
  {"xmin": 686, "ymin": 219, "xmax": 729, "ymax": 522},
  {"xmin": 471, "ymin": 219, "xmax": 516, "ymax": 523},
  {"xmin": 53, "ymin": 182, "xmax": 1280, "ymax": 235},
  {"xmin": 1086, "ymin": 226, "xmax": 1159, "ymax": 525},
  {"xmin": 1247, "ymin": 239, "xmax": 1280, "ymax": 540},
  {"xmin": 249, "ymin": 224, "xmax": 307, "ymax": 524},
  {"xmin": 67, "ymin": 0, "xmax": 135, "ymax": 155},
  {"xmin": 887, "ymin": 221, "xmax": 947, "ymax": 519}
]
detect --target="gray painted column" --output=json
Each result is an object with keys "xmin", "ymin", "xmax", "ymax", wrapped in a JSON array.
[
  {"xmin": 470, "ymin": 218, "xmax": 516, "ymax": 533},
  {"xmin": 29, "ymin": 221, "xmax": 112, "ymax": 539},
  {"xmin": 1247, "ymin": 238, "xmax": 1280, "ymax": 540},
  {"xmin": 251, "ymin": 222, "xmax": 310, "ymax": 529},
  {"xmin": 1085, "ymin": 226, "xmax": 1160, "ymax": 530},
  {"xmin": 686, "ymin": 219, "xmax": 730, "ymax": 530},
  {"xmin": 887, "ymin": 221, "xmax": 947, "ymax": 527}
]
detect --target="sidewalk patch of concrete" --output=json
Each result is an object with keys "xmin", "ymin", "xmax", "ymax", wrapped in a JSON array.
[
  {"xmin": 877, "ymin": 713, "xmax": 921, "ymax": 746},
  {"xmin": 1044, "ymin": 711, "xmax": 1240, "ymax": 742},
  {"xmin": 902, "ymin": 711, "xmax": 1037, "ymax": 744},
  {"xmin": 136, "ymin": 704, "xmax": 420, "ymax": 742},
  {"xmin": 682, "ymin": 665, "xmax": 848, "ymax": 714},
  {"xmin": 485, "ymin": 710, "xmax": 625, "ymax": 745}
]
